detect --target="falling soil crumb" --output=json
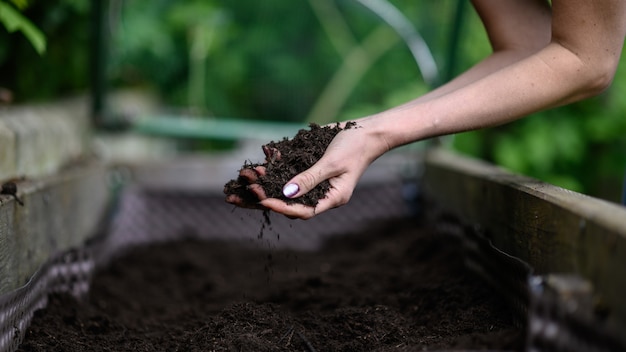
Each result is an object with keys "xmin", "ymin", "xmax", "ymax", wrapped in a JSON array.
[
  {"xmin": 224, "ymin": 122, "xmax": 356, "ymax": 207},
  {"xmin": 18, "ymin": 217, "xmax": 524, "ymax": 352}
]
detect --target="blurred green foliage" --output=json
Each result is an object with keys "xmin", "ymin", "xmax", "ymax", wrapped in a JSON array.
[
  {"xmin": 108, "ymin": 0, "xmax": 426, "ymax": 121},
  {"xmin": 0, "ymin": 0, "xmax": 89, "ymax": 100},
  {"xmin": 0, "ymin": 0, "xmax": 46, "ymax": 54},
  {"xmin": 0, "ymin": 0, "xmax": 624, "ymax": 201}
]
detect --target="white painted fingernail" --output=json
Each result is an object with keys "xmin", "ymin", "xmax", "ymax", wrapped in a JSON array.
[{"xmin": 283, "ymin": 183, "xmax": 299, "ymax": 198}]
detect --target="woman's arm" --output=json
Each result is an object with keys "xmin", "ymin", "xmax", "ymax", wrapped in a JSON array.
[
  {"xmin": 416, "ymin": 0, "xmax": 552, "ymax": 103},
  {"xmin": 380, "ymin": 0, "xmax": 626, "ymax": 147},
  {"xmin": 252, "ymin": 0, "xmax": 626, "ymax": 219}
]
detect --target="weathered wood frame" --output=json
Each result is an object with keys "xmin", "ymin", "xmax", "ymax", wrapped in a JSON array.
[{"xmin": 422, "ymin": 147, "xmax": 626, "ymax": 335}]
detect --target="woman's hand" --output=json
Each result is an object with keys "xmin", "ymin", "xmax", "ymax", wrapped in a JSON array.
[
  {"xmin": 226, "ymin": 119, "xmax": 389, "ymax": 219},
  {"xmin": 262, "ymin": 119, "xmax": 389, "ymax": 219}
]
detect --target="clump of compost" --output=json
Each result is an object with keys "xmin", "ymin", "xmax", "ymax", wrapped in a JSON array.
[{"xmin": 224, "ymin": 122, "xmax": 356, "ymax": 207}]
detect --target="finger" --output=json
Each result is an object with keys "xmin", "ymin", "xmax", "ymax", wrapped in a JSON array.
[
  {"xmin": 238, "ymin": 168, "xmax": 258, "ymax": 183},
  {"xmin": 259, "ymin": 198, "xmax": 317, "ymax": 220},
  {"xmin": 225, "ymin": 194, "xmax": 239, "ymax": 204},
  {"xmin": 281, "ymin": 164, "xmax": 333, "ymax": 199},
  {"xmin": 238, "ymin": 166, "xmax": 267, "ymax": 183},
  {"xmin": 247, "ymin": 183, "xmax": 268, "ymax": 200},
  {"xmin": 225, "ymin": 194, "xmax": 267, "ymax": 210},
  {"xmin": 262, "ymin": 145, "xmax": 281, "ymax": 162},
  {"xmin": 260, "ymin": 195, "xmax": 340, "ymax": 219},
  {"xmin": 255, "ymin": 166, "xmax": 267, "ymax": 176}
]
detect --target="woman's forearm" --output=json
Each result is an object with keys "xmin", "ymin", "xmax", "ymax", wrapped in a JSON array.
[
  {"xmin": 379, "ymin": 0, "xmax": 626, "ymax": 150},
  {"xmin": 365, "ymin": 41, "xmax": 619, "ymax": 150},
  {"xmin": 413, "ymin": 49, "xmax": 543, "ymax": 104}
]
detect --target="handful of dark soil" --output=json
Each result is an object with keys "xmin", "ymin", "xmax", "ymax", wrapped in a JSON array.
[{"xmin": 224, "ymin": 122, "xmax": 356, "ymax": 207}]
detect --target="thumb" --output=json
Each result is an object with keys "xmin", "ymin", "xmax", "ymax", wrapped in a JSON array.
[{"xmin": 282, "ymin": 165, "xmax": 328, "ymax": 199}]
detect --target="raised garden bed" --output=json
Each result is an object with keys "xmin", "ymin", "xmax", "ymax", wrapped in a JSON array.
[{"xmin": 18, "ymin": 216, "xmax": 523, "ymax": 351}]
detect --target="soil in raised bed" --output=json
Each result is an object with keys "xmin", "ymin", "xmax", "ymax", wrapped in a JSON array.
[{"xmin": 18, "ymin": 217, "xmax": 524, "ymax": 352}]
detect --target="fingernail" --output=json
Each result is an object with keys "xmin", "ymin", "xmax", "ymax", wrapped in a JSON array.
[{"xmin": 283, "ymin": 183, "xmax": 299, "ymax": 198}]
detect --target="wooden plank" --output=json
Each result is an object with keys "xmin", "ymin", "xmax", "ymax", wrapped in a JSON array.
[{"xmin": 422, "ymin": 148, "xmax": 626, "ymax": 334}]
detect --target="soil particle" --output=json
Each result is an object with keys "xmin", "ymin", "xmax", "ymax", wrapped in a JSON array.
[{"xmin": 18, "ymin": 217, "xmax": 524, "ymax": 352}]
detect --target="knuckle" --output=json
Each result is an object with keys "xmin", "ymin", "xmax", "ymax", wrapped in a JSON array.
[{"xmin": 298, "ymin": 170, "xmax": 319, "ymax": 190}]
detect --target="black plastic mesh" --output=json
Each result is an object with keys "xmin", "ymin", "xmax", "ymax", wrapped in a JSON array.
[
  {"xmin": 0, "ymin": 248, "xmax": 93, "ymax": 352},
  {"xmin": 99, "ymin": 180, "xmax": 414, "ymax": 262}
]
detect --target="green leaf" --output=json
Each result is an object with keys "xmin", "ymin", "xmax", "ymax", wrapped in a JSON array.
[
  {"xmin": 8, "ymin": 0, "xmax": 28, "ymax": 10},
  {"xmin": 0, "ymin": 2, "xmax": 46, "ymax": 54}
]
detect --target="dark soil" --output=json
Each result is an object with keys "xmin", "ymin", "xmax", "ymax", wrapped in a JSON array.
[
  {"xmin": 18, "ymin": 217, "xmax": 524, "ymax": 352},
  {"xmin": 224, "ymin": 122, "xmax": 356, "ymax": 207}
]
